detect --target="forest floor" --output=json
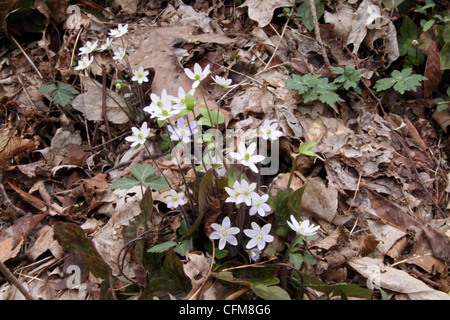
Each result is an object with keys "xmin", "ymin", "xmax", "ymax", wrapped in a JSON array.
[{"xmin": 0, "ymin": 0, "xmax": 449, "ymax": 300}]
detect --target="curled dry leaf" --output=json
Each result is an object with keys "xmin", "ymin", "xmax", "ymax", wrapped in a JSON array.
[
  {"xmin": 348, "ymin": 256, "xmax": 450, "ymax": 300},
  {"xmin": 423, "ymin": 41, "xmax": 443, "ymax": 99},
  {"xmin": 237, "ymin": 0, "xmax": 295, "ymax": 28}
]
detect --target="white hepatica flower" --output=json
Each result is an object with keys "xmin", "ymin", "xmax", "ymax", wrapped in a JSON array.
[
  {"xmin": 172, "ymin": 87, "xmax": 195, "ymax": 112},
  {"xmin": 109, "ymin": 23, "xmax": 129, "ymax": 38},
  {"xmin": 229, "ymin": 141, "xmax": 265, "ymax": 173},
  {"xmin": 131, "ymin": 67, "xmax": 149, "ymax": 85},
  {"xmin": 184, "ymin": 63, "xmax": 210, "ymax": 89},
  {"xmin": 78, "ymin": 40, "xmax": 98, "ymax": 56},
  {"xmin": 112, "ymin": 47, "xmax": 127, "ymax": 61},
  {"xmin": 74, "ymin": 55, "xmax": 94, "ymax": 71},
  {"xmin": 143, "ymin": 89, "xmax": 178, "ymax": 121},
  {"xmin": 224, "ymin": 181, "xmax": 240, "ymax": 204},
  {"xmin": 165, "ymin": 189, "xmax": 187, "ymax": 209},
  {"xmin": 234, "ymin": 179, "xmax": 258, "ymax": 206},
  {"xmin": 209, "ymin": 216, "xmax": 240, "ymax": 250},
  {"xmin": 167, "ymin": 118, "xmax": 198, "ymax": 144},
  {"xmin": 125, "ymin": 122, "xmax": 151, "ymax": 148},
  {"xmin": 259, "ymin": 120, "xmax": 283, "ymax": 141},
  {"xmin": 248, "ymin": 248, "xmax": 262, "ymax": 262},
  {"xmin": 287, "ymin": 215, "xmax": 320, "ymax": 237},
  {"xmin": 244, "ymin": 222, "xmax": 274, "ymax": 251},
  {"xmin": 211, "ymin": 75, "xmax": 236, "ymax": 90},
  {"xmin": 249, "ymin": 194, "xmax": 271, "ymax": 217},
  {"xmin": 98, "ymin": 38, "xmax": 113, "ymax": 52}
]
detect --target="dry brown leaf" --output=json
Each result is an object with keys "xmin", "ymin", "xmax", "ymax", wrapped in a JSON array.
[
  {"xmin": 0, "ymin": 213, "xmax": 47, "ymax": 252},
  {"xmin": 364, "ymin": 188, "xmax": 421, "ymax": 232},
  {"xmin": 183, "ymin": 251, "xmax": 211, "ymax": 299},
  {"xmin": 26, "ymin": 225, "xmax": 64, "ymax": 261},
  {"xmin": 0, "ymin": 237, "xmax": 22, "ymax": 262},
  {"xmin": 237, "ymin": 0, "xmax": 295, "ymax": 28},
  {"xmin": 71, "ymin": 75, "xmax": 129, "ymax": 124},
  {"xmin": 348, "ymin": 256, "xmax": 450, "ymax": 300},
  {"xmin": 301, "ymin": 177, "xmax": 338, "ymax": 224},
  {"xmin": 312, "ymin": 225, "xmax": 349, "ymax": 251},
  {"xmin": 423, "ymin": 41, "xmax": 444, "ymax": 98},
  {"xmin": 358, "ymin": 233, "xmax": 381, "ymax": 257},
  {"xmin": 0, "ymin": 121, "xmax": 41, "ymax": 167}
]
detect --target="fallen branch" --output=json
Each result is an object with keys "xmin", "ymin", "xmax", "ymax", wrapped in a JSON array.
[{"xmin": 0, "ymin": 260, "xmax": 35, "ymax": 300}]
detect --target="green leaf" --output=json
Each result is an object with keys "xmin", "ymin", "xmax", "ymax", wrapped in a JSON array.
[
  {"xmin": 51, "ymin": 83, "xmax": 80, "ymax": 107},
  {"xmin": 197, "ymin": 108, "xmax": 225, "ymax": 127},
  {"xmin": 38, "ymin": 83, "xmax": 57, "ymax": 94},
  {"xmin": 109, "ymin": 176, "xmax": 140, "ymax": 189},
  {"xmin": 53, "ymin": 222, "xmax": 112, "ymax": 281},
  {"xmin": 142, "ymin": 174, "xmax": 169, "ymax": 191},
  {"xmin": 287, "ymin": 185, "xmax": 306, "ymax": 217},
  {"xmin": 285, "ymin": 73, "xmax": 320, "ymax": 95},
  {"xmin": 251, "ymin": 284, "xmax": 291, "ymax": 300},
  {"xmin": 423, "ymin": 19, "xmax": 435, "ymax": 32},
  {"xmin": 332, "ymin": 66, "xmax": 361, "ymax": 93},
  {"xmin": 299, "ymin": 272, "xmax": 373, "ymax": 299},
  {"xmin": 374, "ymin": 68, "xmax": 427, "ymax": 94},
  {"xmin": 297, "ymin": 0, "xmax": 324, "ymax": 32},
  {"xmin": 440, "ymin": 42, "xmax": 450, "ymax": 70},
  {"xmin": 292, "ymin": 141, "xmax": 318, "ymax": 158},
  {"xmin": 147, "ymin": 241, "xmax": 178, "ymax": 253},
  {"xmin": 130, "ymin": 164, "xmax": 158, "ymax": 181},
  {"xmin": 289, "ymin": 252, "xmax": 304, "ymax": 269}
]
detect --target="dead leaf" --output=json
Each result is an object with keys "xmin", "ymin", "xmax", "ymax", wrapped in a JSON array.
[
  {"xmin": 36, "ymin": 128, "xmax": 82, "ymax": 167},
  {"xmin": 237, "ymin": 0, "xmax": 295, "ymax": 28},
  {"xmin": 423, "ymin": 41, "xmax": 444, "ymax": 98},
  {"xmin": 423, "ymin": 226, "xmax": 450, "ymax": 263},
  {"xmin": 301, "ymin": 177, "xmax": 338, "ymax": 224},
  {"xmin": 0, "ymin": 237, "xmax": 22, "ymax": 262},
  {"xmin": 26, "ymin": 225, "xmax": 64, "ymax": 261},
  {"xmin": 312, "ymin": 225, "xmax": 349, "ymax": 251},
  {"xmin": 367, "ymin": 220, "xmax": 407, "ymax": 256},
  {"xmin": 0, "ymin": 120, "xmax": 41, "ymax": 167},
  {"xmin": 0, "ymin": 213, "xmax": 47, "ymax": 257},
  {"xmin": 364, "ymin": 188, "xmax": 421, "ymax": 232},
  {"xmin": 432, "ymin": 107, "xmax": 450, "ymax": 133},
  {"xmin": 348, "ymin": 256, "xmax": 450, "ymax": 299},
  {"xmin": 183, "ymin": 251, "xmax": 210, "ymax": 299},
  {"xmin": 71, "ymin": 75, "xmax": 129, "ymax": 124},
  {"xmin": 358, "ymin": 233, "xmax": 381, "ymax": 257}
]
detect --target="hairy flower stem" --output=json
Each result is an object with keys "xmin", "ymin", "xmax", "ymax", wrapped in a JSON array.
[{"xmin": 142, "ymin": 143, "xmax": 172, "ymax": 190}]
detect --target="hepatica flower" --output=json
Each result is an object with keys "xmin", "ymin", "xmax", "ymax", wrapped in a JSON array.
[
  {"xmin": 167, "ymin": 118, "xmax": 198, "ymax": 143},
  {"xmin": 211, "ymin": 75, "xmax": 236, "ymax": 90},
  {"xmin": 112, "ymin": 47, "xmax": 127, "ymax": 61},
  {"xmin": 287, "ymin": 215, "xmax": 320, "ymax": 237},
  {"xmin": 74, "ymin": 55, "xmax": 93, "ymax": 71},
  {"xmin": 78, "ymin": 40, "xmax": 98, "ymax": 56},
  {"xmin": 244, "ymin": 222, "xmax": 274, "ymax": 251},
  {"xmin": 209, "ymin": 216, "xmax": 240, "ymax": 250},
  {"xmin": 235, "ymin": 179, "xmax": 258, "ymax": 206},
  {"xmin": 165, "ymin": 189, "xmax": 187, "ymax": 209},
  {"xmin": 229, "ymin": 141, "xmax": 265, "ymax": 173},
  {"xmin": 98, "ymin": 38, "xmax": 113, "ymax": 52},
  {"xmin": 125, "ymin": 122, "xmax": 152, "ymax": 148},
  {"xmin": 184, "ymin": 63, "xmax": 210, "ymax": 89},
  {"xmin": 131, "ymin": 67, "xmax": 149, "ymax": 85},
  {"xmin": 249, "ymin": 194, "xmax": 271, "ymax": 217},
  {"xmin": 259, "ymin": 120, "xmax": 283, "ymax": 141},
  {"xmin": 109, "ymin": 23, "xmax": 129, "ymax": 38},
  {"xmin": 172, "ymin": 87, "xmax": 195, "ymax": 112}
]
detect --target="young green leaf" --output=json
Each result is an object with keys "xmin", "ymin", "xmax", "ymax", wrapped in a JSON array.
[
  {"xmin": 332, "ymin": 66, "xmax": 362, "ymax": 94},
  {"xmin": 374, "ymin": 68, "xmax": 427, "ymax": 94},
  {"xmin": 147, "ymin": 241, "xmax": 178, "ymax": 253},
  {"xmin": 108, "ymin": 176, "xmax": 140, "ymax": 189},
  {"xmin": 130, "ymin": 164, "xmax": 158, "ymax": 182}
]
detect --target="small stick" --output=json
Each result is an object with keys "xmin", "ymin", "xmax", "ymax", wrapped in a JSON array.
[
  {"xmin": 102, "ymin": 66, "xmax": 113, "ymax": 152},
  {"xmin": 9, "ymin": 35, "xmax": 43, "ymax": 79},
  {"xmin": 308, "ymin": 0, "xmax": 334, "ymax": 75},
  {"xmin": 0, "ymin": 260, "xmax": 35, "ymax": 300}
]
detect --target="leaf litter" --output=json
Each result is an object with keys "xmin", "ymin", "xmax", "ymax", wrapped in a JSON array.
[{"xmin": 0, "ymin": 0, "xmax": 449, "ymax": 301}]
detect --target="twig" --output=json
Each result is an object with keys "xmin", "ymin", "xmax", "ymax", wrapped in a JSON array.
[
  {"xmin": 308, "ymin": 0, "xmax": 334, "ymax": 75},
  {"xmin": 9, "ymin": 35, "xmax": 43, "ymax": 79},
  {"xmin": 101, "ymin": 66, "xmax": 113, "ymax": 152},
  {"xmin": 0, "ymin": 260, "xmax": 35, "ymax": 300}
]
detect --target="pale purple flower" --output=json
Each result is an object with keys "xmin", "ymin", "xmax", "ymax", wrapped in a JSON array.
[
  {"xmin": 167, "ymin": 118, "xmax": 198, "ymax": 143},
  {"xmin": 209, "ymin": 216, "xmax": 240, "ymax": 250},
  {"xmin": 249, "ymin": 194, "xmax": 271, "ymax": 217},
  {"xmin": 244, "ymin": 222, "xmax": 274, "ymax": 251}
]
